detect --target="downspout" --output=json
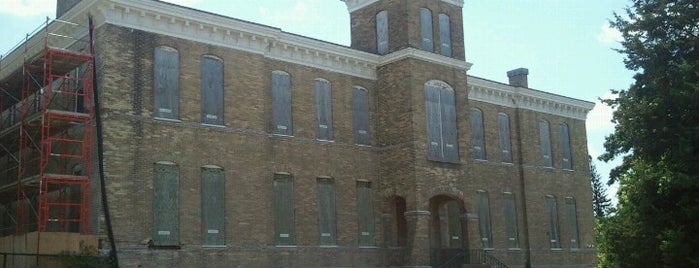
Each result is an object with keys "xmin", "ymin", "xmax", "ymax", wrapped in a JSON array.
[{"xmin": 514, "ymin": 98, "xmax": 531, "ymax": 268}]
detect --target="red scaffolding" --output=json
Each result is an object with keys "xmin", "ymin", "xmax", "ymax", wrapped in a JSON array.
[{"xmin": 0, "ymin": 17, "xmax": 94, "ymax": 235}]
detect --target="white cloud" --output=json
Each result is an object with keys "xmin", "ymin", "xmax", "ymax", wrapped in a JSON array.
[
  {"xmin": 597, "ymin": 22, "xmax": 623, "ymax": 44},
  {"xmin": 161, "ymin": 0, "xmax": 202, "ymax": 7},
  {"xmin": 586, "ymin": 91, "xmax": 617, "ymax": 132},
  {"xmin": 0, "ymin": 0, "xmax": 55, "ymax": 17}
]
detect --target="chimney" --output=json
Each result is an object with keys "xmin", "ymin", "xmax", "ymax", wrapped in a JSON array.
[
  {"xmin": 507, "ymin": 68, "xmax": 529, "ymax": 88},
  {"xmin": 56, "ymin": 0, "xmax": 81, "ymax": 18}
]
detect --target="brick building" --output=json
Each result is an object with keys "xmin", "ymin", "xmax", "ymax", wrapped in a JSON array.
[{"xmin": 0, "ymin": 0, "xmax": 596, "ymax": 267}]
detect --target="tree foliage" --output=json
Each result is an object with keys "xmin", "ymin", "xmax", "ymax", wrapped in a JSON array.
[
  {"xmin": 589, "ymin": 156, "xmax": 612, "ymax": 219},
  {"xmin": 598, "ymin": 0, "xmax": 699, "ymax": 267}
]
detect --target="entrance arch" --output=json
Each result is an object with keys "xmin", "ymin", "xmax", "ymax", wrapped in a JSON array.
[{"xmin": 429, "ymin": 194, "xmax": 468, "ymax": 266}]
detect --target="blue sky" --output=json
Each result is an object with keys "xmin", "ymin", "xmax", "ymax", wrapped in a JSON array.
[{"xmin": 0, "ymin": 0, "xmax": 632, "ymax": 202}]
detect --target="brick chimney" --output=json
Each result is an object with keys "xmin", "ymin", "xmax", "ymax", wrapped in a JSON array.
[
  {"xmin": 56, "ymin": 0, "xmax": 81, "ymax": 18},
  {"xmin": 507, "ymin": 68, "xmax": 529, "ymax": 88}
]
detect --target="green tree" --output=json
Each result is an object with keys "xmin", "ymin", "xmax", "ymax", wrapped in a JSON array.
[
  {"xmin": 598, "ymin": 0, "xmax": 699, "ymax": 267},
  {"xmin": 589, "ymin": 156, "xmax": 611, "ymax": 219}
]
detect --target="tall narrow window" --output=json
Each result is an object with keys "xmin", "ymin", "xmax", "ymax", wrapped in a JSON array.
[
  {"xmin": 559, "ymin": 123, "xmax": 572, "ymax": 170},
  {"xmin": 357, "ymin": 181, "xmax": 375, "ymax": 247},
  {"xmin": 565, "ymin": 197, "xmax": 580, "ymax": 249},
  {"xmin": 470, "ymin": 108, "xmax": 486, "ymax": 160},
  {"xmin": 271, "ymin": 71, "xmax": 292, "ymax": 135},
  {"xmin": 438, "ymin": 14, "xmax": 452, "ymax": 57},
  {"xmin": 153, "ymin": 161, "xmax": 179, "ymax": 246},
  {"xmin": 503, "ymin": 192, "xmax": 519, "ymax": 248},
  {"xmin": 314, "ymin": 79, "xmax": 333, "ymax": 140},
  {"xmin": 376, "ymin": 10, "xmax": 389, "ymax": 55},
  {"xmin": 539, "ymin": 120, "xmax": 553, "ymax": 167},
  {"xmin": 420, "ymin": 8, "xmax": 434, "ymax": 52},
  {"xmin": 498, "ymin": 113, "xmax": 513, "ymax": 163},
  {"xmin": 201, "ymin": 166, "xmax": 225, "ymax": 246},
  {"xmin": 352, "ymin": 87, "xmax": 370, "ymax": 145},
  {"xmin": 546, "ymin": 195, "xmax": 561, "ymax": 249},
  {"xmin": 317, "ymin": 177, "xmax": 337, "ymax": 246},
  {"xmin": 200, "ymin": 55, "xmax": 224, "ymax": 125},
  {"xmin": 274, "ymin": 173, "xmax": 295, "ymax": 245},
  {"xmin": 477, "ymin": 190, "xmax": 493, "ymax": 248},
  {"xmin": 154, "ymin": 47, "xmax": 180, "ymax": 119},
  {"xmin": 425, "ymin": 80, "xmax": 458, "ymax": 162}
]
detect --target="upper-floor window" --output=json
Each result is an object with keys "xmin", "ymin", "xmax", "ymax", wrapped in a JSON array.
[
  {"xmin": 559, "ymin": 123, "xmax": 572, "ymax": 169},
  {"xmin": 498, "ymin": 113, "xmax": 513, "ymax": 163},
  {"xmin": 470, "ymin": 108, "xmax": 486, "ymax": 160},
  {"xmin": 425, "ymin": 80, "xmax": 458, "ymax": 163},
  {"xmin": 154, "ymin": 46, "xmax": 179, "ymax": 119},
  {"xmin": 376, "ymin": 10, "xmax": 389, "ymax": 55},
  {"xmin": 200, "ymin": 55, "xmax": 224, "ymax": 125},
  {"xmin": 438, "ymin": 13, "xmax": 452, "ymax": 57},
  {"xmin": 352, "ymin": 86, "xmax": 370, "ymax": 145},
  {"xmin": 539, "ymin": 119, "xmax": 553, "ymax": 167},
  {"xmin": 314, "ymin": 79, "xmax": 333, "ymax": 141},
  {"xmin": 271, "ymin": 71, "xmax": 292, "ymax": 136},
  {"xmin": 420, "ymin": 8, "xmax": 434, "ymax": 52}
]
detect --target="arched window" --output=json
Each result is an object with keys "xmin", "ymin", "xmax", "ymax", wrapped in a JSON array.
[
  {"xmin": 470, "ymin": 108, "xmax": 486, "ymax": 160},
  {"xmin": 559, "ymin": 123, "xmax": 572, "ymax": 169},
  {"xmin": 153, "ymin": 161, "xmax": 179, "ymax": 246},
  {"xmin": 503, "ymin": 192, "xmax": 519, "ymax": 248},
  {"xmin": 438, "ymin": 14, "xmax": 452, "ymax": 57},
  {"xmin": 352, "ymin": 86, "xmax": 370, "ymax": 145},
  {"xmin": 498, "ymin": 113, "xmax": 512, "ymax": 162},
  {"xmin": 546, "ymin": 195, "xmax": 561, "ymax": 248},
  {"xmin": 420, "ymin": 8, "xmax": 434, "ymax": 52},
  {"xmin": 425, "ymin": 80, "xmax": 458, "ymax": 162},
  {"xmin": 539, "ymin": 119, "xmax": 553, "ymax": 167},
  {"xmin": 153, "ymin": 46, "xmax": 179, "ymax": 119},
  {"xmin": 271, "ymin": 71, "xmax": 292, "ymax": 135},
  {"xmin": 201, "ymin": 165, "xmax": 224, "ymax": 246},
  {"xmin": 274, "ymin": 173, "xmax": 295, "ymax": 245},
  {"xmin": 200, "ymin": 55, "xmax": 224, "ymax": 125},
  {"xmin": 376, "ymin": 10, "xmax": 389, "ymax": 55},
  {"xmin": 477, "ymin": 190, "xmax": 493, "ymax": 248},
  {"xmin": 565, "ymin": 197, "xmax": 580, "ymax": 249},
  {"xmin": 314, "ymin": 79, "xmax": 333, "ymax": 140}
]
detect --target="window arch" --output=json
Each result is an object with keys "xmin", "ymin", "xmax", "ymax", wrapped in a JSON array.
[
  {"xmin": 498, "ymin": 113, "xmax": 512, "ymax": 162},
  {"xmin": 154, "ymin": 46, "xmax": 179, "ymax": 119},
  {"xmin": 420, "ymin": 8, "xmax": 434, "ymax": 52},
  {"xmin": 438, "ymin": 14, "xmax": 452, "ymax": 57},
  {"xmin": 376, "ymin": 10, "xmax": 389, "ymax": 55},
  {"xmin": 425, "ymin": 80, "xmax": 458, "ymax": 162},
  {"xmin": 539, "ymin": 119, "xmax": 553, "ymax": 167},
  {"xmin": 559, "ymin": 123, "xmax": 572, "ymax": 169},
  {"xmin": 271, "ymin": 71, "xmax": 292, "ymax": 135},
  {"xmin": 200, "ymin": 55, "xmax": 224, "ymax": 125},
  {"xmin": 352, "ymin": 86, "xmax": 370, "ymax": 145},
  {"xmin": 470, "ymin": 108, "xmax": 486, "ymax": 160},
  {"xmin": 314, "ymin": 79, "xmax": 333, "ymax": 140}
]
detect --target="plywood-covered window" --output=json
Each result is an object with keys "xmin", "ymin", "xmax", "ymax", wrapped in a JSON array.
[
  {"xmin": 425, "ymin": 80, "xmax": 458, "ymax": 162},
  {"xmin": 357, "ymin": 181, "xmax": 375, "ymax": 247},
  {"xmin": 503, "ymin": 192, "xmax": 519, "ymax": 249},
  {"xmin": 470, "ymin": 108, "xmax": 486, "ymax": 160},
  {"xmin": 317, "ymin": 177, "xmax": 337, "ymax": 246},
  {"xmin": 477, "ymin": 190, "xmax": 493, "ymax": 248},
  {"xmin": 271, "ymin": 71, "xmax": 292, "ymax": 135},
  {"xmin": 352, "ymin": 86, "xmax": 370, "ymax": 145},
  {"xmin": 314, "ymin": 79, "xmax": 333, "ymax": 141},
  {"xmin": 201, "ymin": 166, "xmax": 225, "ymax": 246},
  {"xmin": 498, "ymin": 113, "xmax": 513, "ymax": 163},
  {"xmin": 274, "ymin": 173, "xmax": 295, "ymax": 245},
  {"xmin": 559, "ymin": 123, "xmax": 573, "ymax": 170},
  {"xmin": 154, "ymin": 46, "xmax": 179, "ymax": 119},
  {"xmin": 200, "ymin": 55, "xmax": 224, "ymax": 125},
  {"xmin": 420, "ymin": 8, "xmax": 434, "ymax": 52},
  {"xmin": 376, "ymin": 10, "xmax": 389, "ymax": 55},
  {"xmin": 540, "ymin": 120, "xmax": 553, "ymax": 167},
  {"xmin": 565, "ymin": 197, "xmax": 580, "ymax": 249},
  {"xmin": 438, "ymin": 13, "xmax": 452, "ymax": 57},
  {"xmin": 153, "ymin": 161, "xmax": 179, "ymax": 246},
  {"xmin": 546, "ymin": 195, "xmax": 561, "ymax": 248}
]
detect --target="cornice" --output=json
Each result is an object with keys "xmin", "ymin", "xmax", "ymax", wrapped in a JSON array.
[
  {"xmin": 340, "ymin": 0, "xmax": 464, "ymax": 13},
  {"xmin": 467, "ymin": 76, "xmax": 595, "ymax": 120},
  {"xmin": 379, "ymin": 47, "xmax": 472, "ymax": 71}
]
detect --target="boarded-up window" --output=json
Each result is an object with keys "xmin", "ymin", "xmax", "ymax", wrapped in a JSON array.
[
  {"xmin": 314, "ymin": 79, "xmax": 333, "ymax": 140},
  {"xmin": 274, "ymin": 173, "xmax": 295, "ymax": 245},
  {"xmin": 376, "ymin": 11, "xmax": 389, "ymax": 55},
  {"xmin": 153, "ymin": 162, "xmax": 179, "ymax": 246},
  {"xmin": 420, "ymin": 8, "xmax": 434, "ymax": 52},
  {"xmin": 503, "ymin": 192, "xmax": 519, "ymax": 248},
  {"xmin": 559, "ymin": 123, "xmax": 572, "ymax": 170},
  {"xmin": 546, "ymin": 195, "xmax": 561, "ymax": 248},
  {"xmin": 201, "ymin": 166, "xmax": 225, "ymax": 246},
  {"xmin": 317, "ymin": 177, "xmax": 337, "ymax": 246},
  {"xmin": 471, "ymin": 108, "xmax": 486, "ymax": 160},
  {"xmin": 425, "ymin": 80, "xmax": 459, "ymax": 163},
  {"xmin": 498, "ymin": 113, "xmax": 512, "ymax": 163},
  {"xmin": 565, "ymin": 197, "xmax": 580, "ymax": 249},
  {"xmin": 357, "ymin": 181, "xmax": 375, "ymax": 246},
  {"xmin": 477, "ymin": 190, "xmax": 493, "ymax": 248},
  {"xmin": 353, "ymin": 87, "xmax": 370, "ymax": 145},
  {"xmin": 540, "ymin": 120, "xmax": 553, "ymax": 167},
  {"xmin": 154, "ymin": 47, "xmax": 179, "ymax": 119},
  {"xmin": 438, "ymin": 14, "xmax": 452, "ymax": 57},
  {"xmin": 271, "ymin": 71, "xmax": 292, "ymax": 135},
  {"xmin": 200, "ymin": 56, "xmax": 224, "ymax": 125}
]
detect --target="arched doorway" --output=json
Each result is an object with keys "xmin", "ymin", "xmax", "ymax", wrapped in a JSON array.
[{"xmin": 429, "ymin": 195, "xmax": 468, "ymax": 266}]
